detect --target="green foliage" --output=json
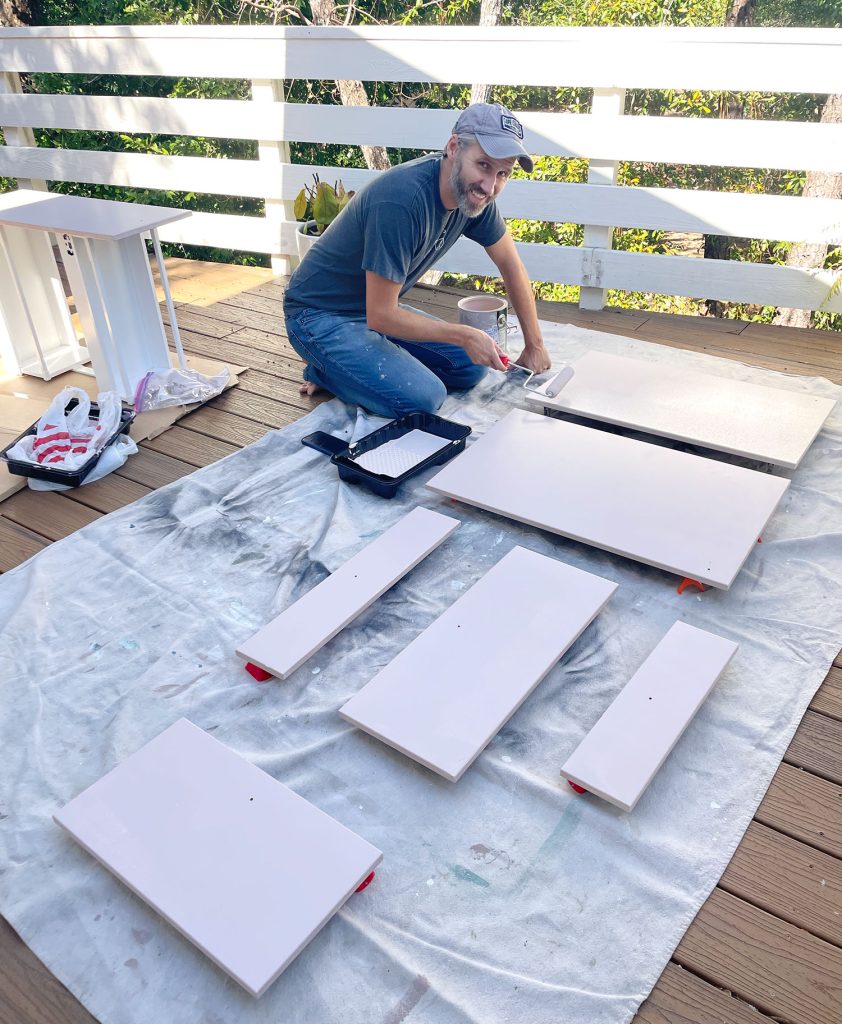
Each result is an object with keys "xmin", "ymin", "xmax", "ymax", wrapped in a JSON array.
[{"xmin": 293, "ymin": 175, "xmax": 355, "ymax": 233}]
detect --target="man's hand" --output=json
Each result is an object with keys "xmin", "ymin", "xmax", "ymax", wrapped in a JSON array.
[
  {"xmin": 458, "ymin": 325, "xmax": 508, "ymax": 370},
  {"xmin": 514, "ymin": 343, "xmax": 551, "ymax": 374}
]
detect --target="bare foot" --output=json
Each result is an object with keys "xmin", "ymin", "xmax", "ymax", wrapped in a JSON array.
[{"xmin": 299, "ymin": 380, "xmax": 325, "ymax": 397}]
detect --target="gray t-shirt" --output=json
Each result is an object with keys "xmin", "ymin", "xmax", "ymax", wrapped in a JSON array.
[{"xmin": 284, "ymin": 153, "xmax": 506, "ymax": 315}]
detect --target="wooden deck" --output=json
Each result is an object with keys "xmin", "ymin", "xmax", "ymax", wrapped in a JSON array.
[{"xmin": 1, "ymin": 259, "xmax": 840, "ymax": 1024}]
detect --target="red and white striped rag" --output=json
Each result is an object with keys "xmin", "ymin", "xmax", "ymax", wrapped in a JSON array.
[{"xmin": 7, "ymin": 387, "xmax": 122, "ymax": 471}]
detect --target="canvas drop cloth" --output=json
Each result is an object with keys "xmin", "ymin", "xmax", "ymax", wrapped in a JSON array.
[{"xmin": 1, "ymin": 322, "xmax": 840, "ymax": 1024}]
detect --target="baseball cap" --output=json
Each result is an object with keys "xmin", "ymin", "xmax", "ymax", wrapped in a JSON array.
[{"xmin": 453, "ymin": 103, "xmax": 534, "ymax": 173}]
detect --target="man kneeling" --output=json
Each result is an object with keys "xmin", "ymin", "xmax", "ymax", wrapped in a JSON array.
[{"xmin": 283, "ymin": 102, "xmax": 551, "ymax": 418}]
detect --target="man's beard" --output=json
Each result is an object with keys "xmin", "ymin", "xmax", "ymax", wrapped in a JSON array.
[{"xmin": 449, "ymin": 153, "xmax": 490, "ymax": 218}]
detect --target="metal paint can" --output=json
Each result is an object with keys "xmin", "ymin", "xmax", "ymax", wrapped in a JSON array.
[{"xmin": 457, "ymin": 295, "xmax": 509, "ymax": 353}]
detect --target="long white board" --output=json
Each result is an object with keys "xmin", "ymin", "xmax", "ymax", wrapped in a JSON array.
[
  {"xmin": 526, "ymin": 350, "xmax": 835, "ymax": 469},
  {"xmin": 426, "ymin": 409, "xmax": 789, "ymax": 590},
  {"xmin": 339, "ymin": 546, "xmax": 617, "ymax": 782},
  {"xmin": 54, "ymin": 719, "xmax": 382, "ymax": 997},
  {"xmin": 237, "ymin": 507, "xmax": 459, "ymax": 679},
  {"xmin": 561, "ymin": 621, "xmax": 738, "ymax": 811}
]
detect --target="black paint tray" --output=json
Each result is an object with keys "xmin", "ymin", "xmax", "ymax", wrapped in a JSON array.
[
  {"xmin": 0, "ymin": 400, "xmax": 135, "ymax": 488},
  {"xmin": 302, "ymin": 412, "xmax": 471, "ymax": 498}
]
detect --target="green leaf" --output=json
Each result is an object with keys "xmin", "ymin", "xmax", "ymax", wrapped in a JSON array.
[
  {"xmin": 312, "ymin": 180, "xmax": 340, "ymax": 227},
  {"xmin": 293, "ymin": 188, "xmax": 309, "ymax": 221}
]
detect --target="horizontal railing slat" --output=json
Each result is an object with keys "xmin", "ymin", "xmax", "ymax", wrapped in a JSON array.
[
  {"xmin": 0, "ymin": 26, "xmax": 839, "ymax": 92},
  {"xmin": 157, "ymin": 211, "xmax": 275, "ymax": 253},
  {"xmin": 3, "ymin": 95, "xmax": 841, "ymax": 173},
  {"xmin": 439, "ymin": 238, "xmax": 842, "ymax": 311},
  {"xmin": 4, "ymin": 148, "xmax": 837, "ymax": 244},
  {"xmin": 28, "ymin": 187, "xmax": 828, "ymax": 308}
]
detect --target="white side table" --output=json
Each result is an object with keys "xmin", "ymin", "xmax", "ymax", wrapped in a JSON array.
[{"xmin": 0, "ymin": 190, "xmax": 189, "ymax": 401}]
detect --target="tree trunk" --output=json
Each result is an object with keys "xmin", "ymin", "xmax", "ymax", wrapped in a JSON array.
[
  {"xmin": 470, "ymin": 0, "xmax": 503, "ymax": 106},
  {"xmin": 0, "ymin": 0, "xmax": 40, "ymax": 26},
  {"xmin": 727, "ymin": 0, "xmax": 756, "ymax": 27},
  {"xmin": 309, "ymin": 0, "xmax": 391, "ymax": 171},
  {"xmin": 773, "ymin": 93, "xmax": 842, "ymax": 329}
]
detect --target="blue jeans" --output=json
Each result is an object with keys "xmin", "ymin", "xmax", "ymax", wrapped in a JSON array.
[{"xmin": 284, "ymin": 303, "xmax": 487, "ymax": 418}]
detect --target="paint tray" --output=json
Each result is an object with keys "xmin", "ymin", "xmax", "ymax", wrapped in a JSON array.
[
  {"xmin": 302, "ymin": 412, "xmax": 471, "ymax": 498},
  {"xmin": 0, "ymin": 401, "xmax": 135, "ymax": 487}
]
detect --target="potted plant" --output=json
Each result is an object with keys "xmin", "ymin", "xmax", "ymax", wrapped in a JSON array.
[{"xmin": 293, "ymin": 174, "xmax": 355, "ymax": 261}]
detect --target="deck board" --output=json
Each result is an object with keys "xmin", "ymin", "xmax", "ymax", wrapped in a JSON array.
[
  {"xmin": 720, "ymin": 821, "xmax": 842, "ymax": 947},
  {"xmin": 756, "ymin": 764, "xmax": 842, "ymax": 860},
  {"xmin": 142, "ymin": 424, "xmax": 239, "ymax": 467},
  {"xmin": 637, "ymin": 961, "xmax": 777, "ymax": 1024},
  {"xmin": 113, "ymin": 447, "xmax": 195, "ymax": 490},
  {"xmin": 812, "ymin": 667, "xmax": 842, "ymax": 720},
  {"xmin": 674, "ymin": 889, "xmax": 842, "ymax": 1024},
  {"xmin": 62, "ymin": 474, "xmax": 152, "ymax": 515},
  {"xmin": 1, "ymin": 257, "xmax": 840, "ymax": 1024},
  {"xmin": 786, "ymin": 712, "xmax": 842, "ymax": 786},
  {"xmin": 0, "ymin": 518, "xmax": 48, "ymax": 570}
]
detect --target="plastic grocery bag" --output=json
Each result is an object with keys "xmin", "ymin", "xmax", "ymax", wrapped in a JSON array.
[
  {"xmin": 133, "ymin": 366, "xmax": 230, "ymax": 412},
  {"xmin": 7, "ymin": 387, "xmax": 122, "ymax": 472}
]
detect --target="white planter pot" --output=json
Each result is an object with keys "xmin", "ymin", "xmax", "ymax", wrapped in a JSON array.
[{"xmin": 295, "ymin": 221, "xmax": 321, "ymax": 262}]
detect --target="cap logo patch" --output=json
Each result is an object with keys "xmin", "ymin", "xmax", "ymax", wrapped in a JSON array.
[{"xmin": 500, "ymin": 114, "xmax": 523, "ymax": 139}]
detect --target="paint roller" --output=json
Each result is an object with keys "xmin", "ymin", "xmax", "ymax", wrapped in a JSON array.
[{"xmin": 499, "ymin": 354, "xmax": 574, "ymax": 397}]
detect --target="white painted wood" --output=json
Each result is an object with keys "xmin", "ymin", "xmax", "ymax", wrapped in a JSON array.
[
  {"xmin": 252, "ymin": 78, "xmax": 293, "ymax": 276},
  {"xmin": 0, "ymin": 224, "xmax": 85, "ymax": 379},
  {"xmin": 525, "ymin": 351, "xmax": 836, "ymax": 469},
  {"xmin": 426, "ymin": 409, "xmax": 789, "ymax": 590},
  {"xmin": 340, "ymin": 546, "xmax": 617, "ymax": 782},
  {"xmin": 437, "ymin": 240, "xmax": 842, "ymax": 312},
  {"xmin": 54, "ymin": 718, "xmax": 382, "ymax": 997},
  {"xmin": 0, "ymin": 190, "xmax": 186, "ymax": 399},
  {"xmin": 1, "ymin": 26, "xmax": 839, "ymax": 93},
  {"xmin": 8, "ymin": 145, "xmax": 837, "ymax": 245},
  {"xmin": 581, "ymin": 88, "xmax": 625, "ymax": 311},
  {"xmin": 0, "ymin": 187, "xmax": 188, "ymax": 239},
  {"xmin": 158, "ymin": 210, "xmax": 276, "ymax": 254},
  {"xmin": 3, "ymin": 95, "xmax": 839, "ymax": 173},
  {"xmin": 0, "ymin": 146, "xmax": 275, "ymax": 200},
  {"xmin": 3, "ymin": 27, "xmax": 839, "ymax": 310},
  {"xmin": 561, "ymin": 621, "xmax": 738, "ymax": 812},
  {"xmin": 76, "ymin": 233, "xmax": 172, "ymax": 398},
  {"xmin": 280, "ymin": 164, "xmax": 842, "ymax": 244},
  {"xmin": 29, "ymin": 215, "xmax": 817, "ymax": 311},
  {"xmin": 0, "ymin": 71, "xmax": 47, "ymax": 191},
  {"xmin": 237, "ymin": 507, "xmax": 459, "ymax": 680},
  {"xmin": 485, "ymin": 180, "xmax": 842, "ymax": 244},
  {"xmin": 578, "ymin": 247, "xmax": 842, "ymax": 312}
]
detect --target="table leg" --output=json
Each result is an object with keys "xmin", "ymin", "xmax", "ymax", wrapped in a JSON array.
[
  {"xmin": 0, "ymin": 224, "xmax": 85, "ymax": 379},
  {"xmin": 68, "ymin": 232, "xmax": 171, "ymax": 402}
]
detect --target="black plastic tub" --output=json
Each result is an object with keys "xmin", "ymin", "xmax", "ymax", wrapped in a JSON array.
[
  {"xmin": 0, "ymin": 400, "xmax": 135, "ymax": 488},
  {"xmin": 302, "ymin": 411, "xmax": 471, "ymax": 498}
]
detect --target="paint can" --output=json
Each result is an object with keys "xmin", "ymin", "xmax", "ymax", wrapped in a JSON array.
[{"xmin": 457, "ymin": 295, "xmax": 510, "ymax": 353}]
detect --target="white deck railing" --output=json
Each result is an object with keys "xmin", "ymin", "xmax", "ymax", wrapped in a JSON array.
[{"xmin": 1, "ymin": 25, "xmax": 841, "ymax": 312}]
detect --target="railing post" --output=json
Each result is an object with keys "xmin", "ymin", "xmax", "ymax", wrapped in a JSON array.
[
  {"xmin": 0, "ymin": 72, "xmax": 48, "ymax": 192},
  {"xmin": 251, "ymin": 78, "xmax": 294, "ymax": 276},
  {"xmin": 579, "ymin": 87, "xmax": 626, "ymax": 311}
]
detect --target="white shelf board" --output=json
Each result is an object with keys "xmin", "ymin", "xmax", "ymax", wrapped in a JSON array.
[
  {"xmin": 561, "ymin": 621, "xmax": 738, "ymax": 812},
  {"xmin": 426, "ymin": 409, "xmax": 789, "ymax": 590},
  {"xmin": 237, "ymin": 507, "xmax": 459, "ymax": 679},
  {"xmin": 340, "ymin": 546, "xmax": 617, "ymax": 782},
  {"xmin": 525, "ymin": 350, "xmax": 835, "ymax": 469},
  {"xmin": 0, "ymin": 188, "xmax": 188, "ymax": 241},
  {"xmin": 54, "ymin": 719, "xmax": 382, "ymax": 998}
]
